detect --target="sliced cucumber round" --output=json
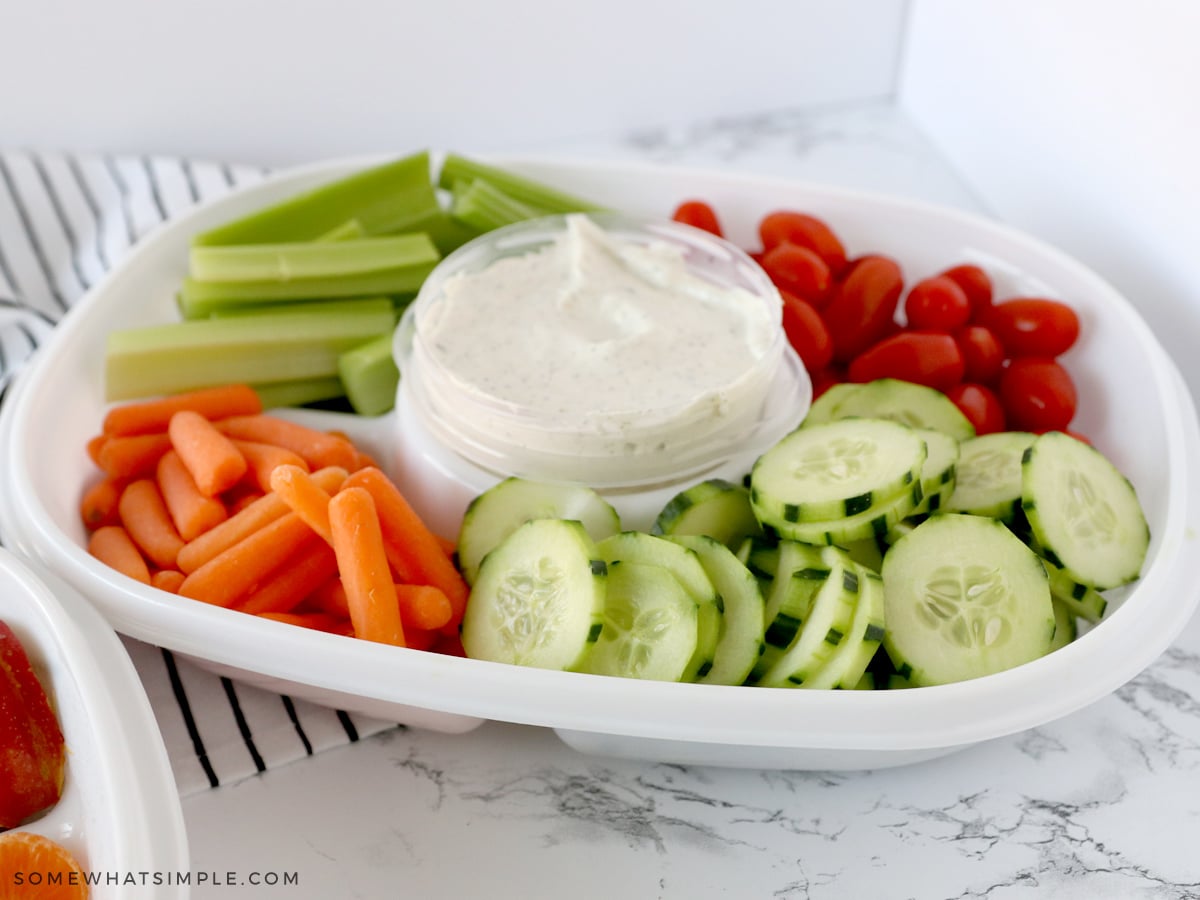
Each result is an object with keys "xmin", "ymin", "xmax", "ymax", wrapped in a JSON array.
[
  {"xmin": 823, "ymin": 378, "xmax": 976, "ymax": 441},
  {"xmin": 461, "ymin": 518, "xmax": 606, "ymax": 671},
  {"xmin": 583, "ymin": 560, "xmax": 699, "ymax": 682},
  {"xmin": 1048, "ymin": 597, "xmax": 1078, "ymax": 652},
  {"xmin": 456, "ymin": 476, "xmax": 621, "ymax": 584},
  {"xmin": 1021, "ymin": 431, "xmax": 1150, "ymax": 590},
  {"xmin": 881, "ymin": 513, "xmax": 1055, "ymax": 686},
  {"xmin": 770, "ymin": 480, "xmax": 922, "ymax": 547},
  {"xmin": 1040, "ymin": 556, "xmax": 1107, "ymax": 623},
  {"xmin": 945, "ymin": 431, "xmax": 1036, "ymax": 522},
  {"xmin": 651, "ymin": 478, "xmax": 762, "ymax": 551},
  {"xmin": 910, "ymin": 427, "xmax": 960, "ymax": 516},
  {"xmin": 801, "ymin": 564, "xmax": 887, "ymax": 690},
  {"xmin": 800, "ymin": 382, "xmax": 862, "ymax": 427}
]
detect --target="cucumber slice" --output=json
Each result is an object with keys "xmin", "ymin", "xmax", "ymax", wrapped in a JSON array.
[
  {"xmin": 881, "ymin": 513, "xmax": 1055, "ymax": 686},
  {"xmin": 1041, "ymin": 557, "xmax": 1108, "ymax": 623},
  {"xmin": 825, "ymin": 378, "xmax": 976, "ymax": 441},
  {"xmin": 750, "ymin": 418, "xmax": 927, "ymax": 526},
  {"xmin": 945, "ymin": 431, "xmax": 1037, "ymax": 522},
  {"xmin": 757, "ymin": 550, "xmax": 863, "ymax": 688},
  {"xmin": 595, "ymin": 532, "xmax": 720, "ymax": 682},
  {"xmin": 583, "ymin": 560, "xmax": 699, "ymax": 682},
  {"xmin": 770, "ymin": 480, "xmax": 922, "ymax": 546},
  {"xmin": 457, "ymin": 477, "xmax": 621, "ymax": 584},
  {"xmin": 1048, "ymin": 597, "xmax": 1078, "ymax": 652},
  {"xmin": 801, "ymin": 564, "xmax": 887, "ymax": 690},
  {"xmin": 664, "ymin": 534, "xmax": 767, "ymax": 686},
  {"xmin": 910, "ymin": 427, "xmax": 960, "ymax": 516},
  {"xmin": 1021, "ymin": 430, "xmax": 1150, "ymax": 590},
  {"xmin": 801, "ymin": 382, "xmax": 862, "ymax": 427},
  {"xmin": 461, "ymin": 518, "xmax": 606, "ymax": 671},
  {"xmin": 651, "ymin": 478, "xmax": 762, "ymax": 551},
  {"xmin": 747, "ymin": 540, "xmax": 831, "ymax": 684}
]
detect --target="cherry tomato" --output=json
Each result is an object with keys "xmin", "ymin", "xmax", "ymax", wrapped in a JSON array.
[
  {"xmin": 809, "ymin": 365, "xmax": 845, "ymax": 400},
  {"xmin": 947, "ymin": 382, "xmax": 1006, "ymax": 435},
  {"xmin": 954, "ymin": 324, "xmax": 1006, "ymax": 384},
  {"xmin": 761, "ymin": 243, "xmax": 833, "ymax": 306},
  {"xmin": 823, "ymin": 255, "xmax": 904, "ymax": 364},
  {"xmin": 671, "ymin": 200, "xmax": 723, "ymax": 237},
  {"xmin": 757, "ymin": 211, "xmax": 848, "ymax": 275},
  {"xmin": 903, "ymin": 276, "xmax": 971, "ymax": 332},
  {"xmin": 984, "ymin": 298, "xmax": 1080, "ymax": 358},
  {"xmin": 847, "ymin": 332, "xmax": 965, "ymax": 393},
  {"xmin": 998, "ymin": 357, "xmax": 1077, "ymax": 432},
  {"xmin": 940, "ymin": 264, "xmax": 993, "ymax": 320},
  {"xmin": 780, "ymin": 290, "xmax": 834, "ymax": 372}
]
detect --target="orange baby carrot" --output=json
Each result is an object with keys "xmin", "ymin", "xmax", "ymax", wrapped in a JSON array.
[
  {"xmin": 394, "ymin": 583, "xmax": 453, "ymax": 632},
  {"xmin": 435, "ymin": 534, "xmax": 457, "ymax": 557},
  {"xmin": 168, "ymin": 410, "xmax": 248, "ymax": 497},
  {"xmin": 231, "ymin": 439, "xmax": 309, "ymax": 492},
  {"xmin": 401, "ymin": 627, "xmax": 438, "ymax": 651},
  {"xmin": 175, "ymin": 465, "xmax": 347, "ymax": 574},
  {"xmin": 303, "ymin": 577, "xmax": 350, "ymax": 618},
  {"xmin": 234, "ymin": 533, "xmax": 339, "ymax": 616},
  {"xmin": 96, "ymin": 432, "xmax": 173, "ymax": 480},
  {"xmin": 87, "ymin": 526, "xmax": 151, "ymax": 584},
  {"xmin": 80, "ymin": 477, "xmax": 126, "ymax": 530},
  {"xmin": 118, "ymin": 478, "xmax": 185, "ymax": 570},
  {"xmin": 216, "ymin": 414, "xmax": 358, "ymax": 471},
  {"xmin": 257, "ymin": 611, "xmax": 354, "ymax": 636},
  {"xmin": 86, "ymin": 434, "xmax": 108, "ymax": 466},
  {"xmin": 268, "ymin": 464, "xmax": 334, "ymax": 544},
  {"xmin": 328, "ymin": 487, "xmax": 405, "ymax": 647},
  {"xmin": 151, "ymin": 569, "xmax": 186, "ymax": 594},
  {"xmin": 103, "ymin": 384, "xmax": 263, "ymax": 436},
  {"xmin": 177, "ymin": 512, "xmax": 315, "ymax": 608},
  {"xmin": 340, "ymin": 467, "xmax": 468, "ymax": 633},
  {"xmin": 156, "ymin": 450, "xmax": 228, "ymax": 541}
]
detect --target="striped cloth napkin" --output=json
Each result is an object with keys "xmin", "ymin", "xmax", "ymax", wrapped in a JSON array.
[{"xmin": 0, "ymin": 149, "xmax": 398, "ymax": 797}]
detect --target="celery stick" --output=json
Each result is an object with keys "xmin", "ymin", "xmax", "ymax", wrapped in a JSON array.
[
  {"xmin": 190, "ymin": 235, "xmax": 434, "ymax": 284},
  {"xmin": 450, "ymin": 178, "xmax": 547, "ymax": 232},
  {"xmin": 252, "ymin": 376, "xmax": 347, "ymax": 409},
  {"xmin": 338, "ymin": 333, "xmax": 400, "ymax": 416},
  {"xmin": 317, "ymin": 219, "xmax": 367, "ymax": 241},
  {"xmin": 206, "ymin": 297, "xmax": 398, "ymax": 320},
  {"xmin": 421, "ymin": 210, "xmax": 483, "ymax": 255},
  {"xmin": 194, "ymin": 152, "xmax": 442, "ymax": 246},
  {"xmin": 437, "ymin": 154, "xmax": 606, "ymax": 215},
  {"xmin": 105, "ymin": 299, "xmax": 395, "ymax": 401}
]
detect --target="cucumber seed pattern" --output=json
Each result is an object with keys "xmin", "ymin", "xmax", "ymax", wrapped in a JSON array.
[
  {"xmin": 602, "ymin": 599, "xmax": 687, "ymax": 678},
  {"xmin": 1064, "ymin": 469, "xmax": 1118, "ymax": 547},
  {"xmin": 917, "ymin": 564, "xmax": 1012, "ymax": 649},
  {"xmin": 957, "ymin": 448, "xmax": 1019, "ymax": 492},
  {"xmin": 792, "ymin": 438, "xmax": 877, "ymax": 486},
  {"xmin": 492, "ymin": 556, "xmax": 568, "ymax": 665}
]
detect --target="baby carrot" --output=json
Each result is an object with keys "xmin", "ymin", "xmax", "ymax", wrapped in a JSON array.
[
  {"xmin": 103, "ymin": 383, "xmax": 262, "ymax": 436},
  {"xmin": 268, "ymin": 464, "xmax": 334, "ymax": 544},
  {"xmin": 86, "ymin": 434, "xmax": 108, "ymax": 466},
  {"xmin": 340, "ymin": 467, "xmax": 468, "ymax": 633},
  {"xmin": 175, "ymin": 465, "xmax": 347, "ymax": 574},
  {"xmin": 234, "ymin": 533, "xmax": 338, "ymax": 616},
  {"xmin": 118, "ymin": 479, "xmax": 185, "ymax": 570},
  {"xmin": 177, "ymin": 512, "xmax": 314, "ymax": 608},
  {"xmin": 394, "ymin": 583, "xmax": 453, "ymax": 631},
  {"xmin": 168, "ymin": 410, "xmax": 248, "ymax": 497},
  {"xmin": 328, "ymin": 487, "xmax": 405, "ymax": 647},
  {"xmin": 96, "ymin": 432, "xmax": 173, "ymax": 480},
  {"xmin": 216, "ymin": 414, "xmax": 358, "ymax": 471},
  {"xmin": 303, "ymin": 577, "xmax": 350, "ymax": 618},
  {"xmin": 151, "ymin": 569, "xmax": 186, "ymax": 593},
  {"xmin": 80, "ymin": 477, "xmax": 126, "ymax": 530},
  {"xmin": 257, "ymin": 611, "xmax": 354, "ymax": 636},
  {"xmin": 231, "ymin": 439, "xmax": 309, "ymax": 492},
  {"xmin": 88, "ymin": 525, "xmax": 151, "ymax": 584},
  {"xmin": 156, "ymin": 450, "xmax": 228, "ymax": 541}
]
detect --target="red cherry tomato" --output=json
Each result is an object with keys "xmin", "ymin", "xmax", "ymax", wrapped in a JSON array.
[
  {"xmin": 998, "ymin": 357, "xmax": 1077, "ymax": 432},
  {"xmin": 809, "ymin": 365, "xmax": 845, "ymax": 400},
  {"xmin": 757, "ymin": 211, "xmax": 848, "ymax": 276},
  {"xmin": 823, "ymin": 255, "xmax": 904, "ymax": 364},
  {"xmin": 761, "ymin": 243, "xmax": 833, "ymax": 307},
  {"xmin": 984, "ymin": 298, "xmax": 1081, "ymax": 358},
  {"xmin": 954, "ymin": 324, "xmax": 1006, "ymax": 384},
  {"xmin": 947, "ymin": 382, "xmax": 1006, "ymax": 435},
  {"xmin": 940, "ymin": 264, "xmax": 993, "ymax": 320},
  {"xmin": 671, "ymin": 200, "xmax": 723, "ymax": 237},
  {"xmin": 903, "ymin": 276, "xmax": 972, "ymax": 332},
  {"xmin": 847, "ymin": 332, "xmax": 965, "ymax": 393},
  {"xmin": 780, "ymin": 290, "xmax": 834, "ymax": 372}
]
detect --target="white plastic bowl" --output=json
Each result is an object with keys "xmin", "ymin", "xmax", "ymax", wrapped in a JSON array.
[
  {"xmin": 0, "ymin": 547, "xmax": 189, "ymax": 897},
  {"xmin": 1, "ymin": 155, "xmax": 1197, "ymax": 770}
]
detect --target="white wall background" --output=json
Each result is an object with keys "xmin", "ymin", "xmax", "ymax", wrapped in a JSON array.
[{"xmin": 0, "ymin": 0, "xmax": 907, "ymax": 166}]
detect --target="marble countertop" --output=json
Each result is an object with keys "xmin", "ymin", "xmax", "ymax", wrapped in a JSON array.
[{"xmin": 174, "ymin": 102, "xmax": 1200, "ymax": 899}]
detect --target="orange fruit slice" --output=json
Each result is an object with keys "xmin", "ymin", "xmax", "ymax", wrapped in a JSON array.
[{"xmin": 0, "ymin": 831, "xmax": 88, "ymax": 899}]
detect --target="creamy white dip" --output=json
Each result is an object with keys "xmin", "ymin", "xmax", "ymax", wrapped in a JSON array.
[{"xmin": 414, "ymin": 215, "xmax": 779, "ymax": 464}]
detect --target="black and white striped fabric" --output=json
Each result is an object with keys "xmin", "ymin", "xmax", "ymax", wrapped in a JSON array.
[{"xmin": 0, "ymin": 149, "xmax": 397, "ymax": 796}]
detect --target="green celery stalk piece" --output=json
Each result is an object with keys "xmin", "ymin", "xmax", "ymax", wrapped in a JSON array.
[
  {"xmin": 437, "ymin": 154, "xmax": 606, "ymax": 215},
  {"xmin": 450, "ymin": 178, "xmax": 547, "ymax": 232},
  {"xmin": 317, "ymin": 218, "xmax": 367, "ymax": 241},
  {"xmin": 177, "ymin": 233, "xmax": 439, "ymax": 318},
  {"xmin": 338, "ymin": 333, "xmax": 400, "ymax": 416},
  {"xmin": 252, "ymin": 376, "xmax": 347, "ymax": 409},
  {"xmin": 105, "ymin": 298, "xmax": 395, "ymax": 401},
  {"xmin": 190, "ymin": 234, "xmax": 436, "ymax": 283},
  {"xmin": 420, "ymin": 210, "xmax": 483, "ymax": 255},
  {"xmin": 205, "ymin": 296, "xmax": 398, "ymax": 320},
  {"xmin": 193, "ymin": 151, "xmax": 442, "ymax": 246}
]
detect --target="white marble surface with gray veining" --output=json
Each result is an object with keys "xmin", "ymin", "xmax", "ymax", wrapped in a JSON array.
[{"xmin": 181, "ymin": 101, "xmax": 1200, "ymax": 900}]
